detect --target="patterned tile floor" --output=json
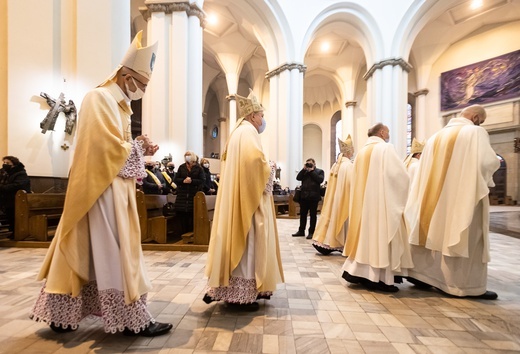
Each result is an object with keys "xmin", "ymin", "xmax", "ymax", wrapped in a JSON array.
[{"xmin": 0, "ymin": 214, "xmax": 519, "ymax": 353}]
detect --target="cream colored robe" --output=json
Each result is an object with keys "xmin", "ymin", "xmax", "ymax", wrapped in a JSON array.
[
  {"xmin": 205, "ymin": 120, "xmax": 284, "ymax": 292},
  {"xmin": 342, "ymin": 136, "xmax": 413, "ymax": 284},
  {"xmin": 312, "ymin": 155, "xmax": 353, "ymax": 249},
  {"xmin": 405, "ymin": 118, "xmax": 499, "ymax": 296},
  {"xmin": 37, "ymin": 82, "xmax": 151, "ymax": 304}
]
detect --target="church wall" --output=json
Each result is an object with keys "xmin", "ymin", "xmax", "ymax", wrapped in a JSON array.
[
  {"xmin": 423, "ymin": 21, "xmax": 520, "ymax": 202},
  {"xmin": 0, "ymin": 0, "xmax": 7, "ymax": 158}
]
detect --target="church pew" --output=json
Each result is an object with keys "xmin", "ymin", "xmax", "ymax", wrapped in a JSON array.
[
  {"xmin": 136, "ymin": 191, "xmax": 177, "ymax": 244},
  {"xmin": 14, "ymin": 190, "xmax": 65, "ymax": 241},
  {"xmin": 181, "ymin": 191, "xmax": 216, "ymax": 245}
]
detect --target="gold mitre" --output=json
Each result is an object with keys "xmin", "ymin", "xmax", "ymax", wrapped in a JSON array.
[
  {"xmin": 338, "ymin": 135, "xmax": 354, "ymax": 155},
  {"xmin": 410, "ymin": 138, "xmax": 425, "ymax": 154},
  {"xmin": 99, "ymin": 31, "xmax": 158, "ymax": 86},
  {"xmin": 236, "ymin": 89, "xmax": 263, "ymax": 118}
]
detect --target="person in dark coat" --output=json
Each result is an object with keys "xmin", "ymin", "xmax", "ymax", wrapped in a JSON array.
[
  {"xmin": 200, "ymin": 158, "xmax": 216, "ymax": 195},
  {"xmin": 174, "ymin": 151, "xmax": 205, "ymax": 234},
  {"xmin": 292, "ymin": 158, "xmax": 324, "ymax": 239},
  {"xmin": 0, "ymin": 156, "xmax": 31, "ymax": 236}
]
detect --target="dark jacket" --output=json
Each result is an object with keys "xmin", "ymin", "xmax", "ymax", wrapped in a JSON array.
[
  {"xmin": 0, "ymin": 163, "xmax": 31, "ymax": 209},
  {"xmin": 201, "ymin": 166, "xmax": 216, "ymax": 195},
  {"xmin": 174, "ymin": 163, "xmax": 205, "ymax": 212},
  {"xmin": 142, "ymin": 169, "xmax": 167, "ymax": 195},
  {"xmin": 296, "ymin": 167, "xmax": 324, "ymax": 202}
]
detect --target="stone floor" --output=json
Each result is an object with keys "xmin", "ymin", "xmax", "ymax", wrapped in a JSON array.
[{"xmin": 0, "ymin": 211, "xmax": 519, "ymax": 354}]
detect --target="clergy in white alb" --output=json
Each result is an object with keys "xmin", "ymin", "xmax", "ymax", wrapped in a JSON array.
[
  {"xmin": 203, "ymin": 89, "xmax": 284, "ymax": 311},
  {"xmin": 312, "ymin": 135, "xmax": 354, "ymax": 255},
  {"xmin": 342, "ymin": 123, "xmax": 413, "ymax": 292},
  {"xmin": 404, "ymin": 105, "xmax": 500, "ymax": 299}
]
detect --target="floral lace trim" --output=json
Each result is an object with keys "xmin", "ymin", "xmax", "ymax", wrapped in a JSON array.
[
  {"xmin": 264, "ymin": 161, "xmax": 276, "ymax": 194},
  {"xmin": 312, "ymin": 241, "xmax": 344, "ymax": 252},
  {"xmin": 118, "ymin": 140, "xmax": 147, "ymax": 184},
  {"xmin": 30, "ymin": 281, "xmax": 154, "ymax": 333},
  {"xmin": 205, "ymin": 276, "xmax": 273, "ymax": 304}
]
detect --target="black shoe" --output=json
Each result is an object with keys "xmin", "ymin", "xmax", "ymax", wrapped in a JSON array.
[
  {"xmin": 123, "ymin": 322, "xmax": 173, "ymax": 337},
  {"xmin": 50, "ymin": 323, "xmax": 77, "ymax": 333},
  {"xmin": 375, "ymin": 281, "xmax": 399, "ymax": 293},
  {"xmin": 256, "ymin": 293, "xmax": 271, "ymax": 300},
  {"xmin": 202, "ymin": 294, "xmax": 214, "ymax": 304},
  {"xmin": 342, "ymin": 271, "xmax": 364, "ymax": 284},
  {"xmin": 467, "ymin": 290, "xmax": 498, "ymax": 300},
  {"xmin": 306, "ymin": 233, "xmax": 313, "ymax": 239},
  {"xmin": 312, "ymin": 243, "xmax": 332, "ymax": 255},
  {"xmin": 292, "ymin": 231, "xmax": 305, "ymax": 237},
  {"xmin": 406, "ymin": 277, "xmax": 432, "ymax": 289},
  {"xmin": 226, "ymin": 302, "xmax": 260, "ymax": 312}
]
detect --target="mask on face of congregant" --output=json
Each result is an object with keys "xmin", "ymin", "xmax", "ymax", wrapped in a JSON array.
[
  {"xmin": 167, "ymin": 166, "xmax": 174, "ymax": 171},
  {"xmin": 146, "ymin": 165, "xmax": 154, "ymax": 171},
  {"xmin": 2, "ymin": 163, "xmax": 12, "ymax": 171},
  {"xmin": 125, "ymin": 77, "xmax": 145, "ymax": 101},
  {"xmin": 185, "ymin": 155, "xmax": 192, "ymax": 163},
  {"xmin": 203, "ymin": 163, "xmax": 210, "ymax": 169},
  {"xmin": 258, "ymin": 117, "xmax": 267, "ymax": 134}
]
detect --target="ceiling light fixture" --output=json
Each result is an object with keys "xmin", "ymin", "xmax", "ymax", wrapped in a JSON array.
[
  {"xmin": 470, "ymin": 0, "xmax": 483, "ymax": 9},
  {"xmin": 321, "ymin": 42, "xmax": 330, "ymax": 52},
  {"xmin": 207, "ymin": 13, "xmax": 218, "ymax": 25}
]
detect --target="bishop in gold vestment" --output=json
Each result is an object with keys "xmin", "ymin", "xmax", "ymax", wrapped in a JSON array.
[{"xmin": 204, "ymin": 90, "xmax": 284, "ymax": 310}]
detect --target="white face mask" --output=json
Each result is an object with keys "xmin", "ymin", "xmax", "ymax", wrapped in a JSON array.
[
  {"xmin": 125, "ymin": 77, "xmax": 145, "ymax": 101},
  {"xmin": 258, "ymin": 117, "xmax": 267, "ymax": 134},
  {"xmin": 203, "ymin": 163, "xmax": 210, "ymax": 168},
  {"xmin": 185, "ymin": 156, "xmax": 192, "ymax": 163}
]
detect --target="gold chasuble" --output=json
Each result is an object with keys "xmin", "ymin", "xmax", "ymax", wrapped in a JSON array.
[
  {"xmin": 343, "ymin": 136, "xmax": 413, "ymax": 282},
  {"xmin": 37, "ymin": 82, "xmax": 150, "ymax": 304},
  {"xmin": 312, "ymin": 155, "xmax": 353, "ymax": 250},
  {"xmin": 205, "ymin": 120, "xmax": 284, "ymax": 292}
]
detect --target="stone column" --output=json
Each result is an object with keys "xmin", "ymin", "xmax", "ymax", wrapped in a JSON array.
[
  {"xmin": 344, "ymin": 101, "xmax": 356, "ymax": 139},
  {"xmin": 413, "ymin": 89, "xmax": 429, "ymax": 141},
  {"xmin": 266, "ymin": 63, "xmax": 306, "ymax": 188},
  {"xmin": 364, "ymin": 57, "xmax": 411, "ymax": 157},
  {"xmin": 226, "ymin": 93, "xmax": 237, "ymax": 134},
  {"xmin": 218, "ymin": 117, "xmax": 228, "ymax": 155}
]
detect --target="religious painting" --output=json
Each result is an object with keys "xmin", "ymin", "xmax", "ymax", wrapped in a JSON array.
[{"xmin": 440, "ymin": 49, "xmax": 520, "ymax": 111}]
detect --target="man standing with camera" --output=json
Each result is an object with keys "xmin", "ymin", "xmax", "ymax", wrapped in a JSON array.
[{"xmin": 292, "ymin": 158, "xmax": 324, "ymax": 239}]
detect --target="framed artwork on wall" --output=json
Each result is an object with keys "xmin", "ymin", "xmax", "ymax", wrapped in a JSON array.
[{"xmin": 440, "ymin": 49, "xmax": 520, "ymax": 111}]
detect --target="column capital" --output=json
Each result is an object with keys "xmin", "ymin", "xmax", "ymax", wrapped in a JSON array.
[
  {"xmin": 413, "ymin": 89, "xmax": 429, "ymax": 97},
  {"xmin": 345, "ymin": 101, "xmax": 357, "ymax": 108},
  {"xmin": 141, "ymin": 1, "xmax": 206, "ymax": 27},
  {"xmin": 226, "ymin": 94, "xmax": 236, "ymax": 101},
  {"xmin": 265, "ymin": 62, "xmax": 307, "ymax": 80},
  {"xmin": 218, "ymin": 117, "xmax": 227, "ymax": 122},
  {"xmin": 363, "ymin": 57, "xmax": 412, "ymax": 80}
]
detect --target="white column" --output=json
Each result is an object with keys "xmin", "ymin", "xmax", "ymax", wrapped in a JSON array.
[
  {"xmin": 413, "ymin": 89, "xmax": 429, "ymax": 140},
  {"xmin": 344, "ymin": 101, "xmax": 356, "ymax": 138},
  {"xmin": 218, "ymin": 117, "xmax": 228, "ymax": 155},
  {"xmin": 187, "ymin": 13, "xmax": 203, "ymax": 155},
  {"xmin": 226, "ymin": 74, "xmax": 239, "ymax": 133}
]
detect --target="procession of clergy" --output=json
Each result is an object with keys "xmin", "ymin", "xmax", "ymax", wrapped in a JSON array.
[{"xmin": 310, "ymin": 104, "xmax": 499, "ymax": 300}]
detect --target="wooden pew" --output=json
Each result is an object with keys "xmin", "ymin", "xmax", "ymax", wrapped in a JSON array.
[
  {"xmin": 181, "ymin": 191, "xmax": 216, "ymax": 245},
  {"xmin": 136, "ymin": 191, "xmax": 176, "ymax": 244},
  {"xmin": 14, "ymin": 190, "xmax": 65, "ymax": 241},
  {"xmin": 273, "ymin": 194, "xmax": 290, "ymax": 217},
  {"xmin": 287, "ymin": 193, "xmax": 323, "ymax": 218}
]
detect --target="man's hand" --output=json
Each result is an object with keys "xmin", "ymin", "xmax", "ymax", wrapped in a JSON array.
[{"xmin": 136, "ymin": 134, "xmax": 159, "ymax": 156}]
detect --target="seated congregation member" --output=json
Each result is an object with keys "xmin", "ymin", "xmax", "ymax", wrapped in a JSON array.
[
  {"xmin": 142, "ymin": 161, "xmax": 168, "ymax": 195},
  {"xmin": 405, "ymin": 104, "xmax": 500, "ymax": 300},
  {"xmin": 174, "ymin": 151, "xmax": 205, "ymax": 234},
  {"xmin": 0, "ymin": 156, "xmax": 31, "ymax": 236},
  {"xmin": 30, "ymin": 31, "xmax": 172, "ymax": 336},
  {"xmin": 203, "ymin": 89, "xmax": 284, "ymax": 311},
  {"xmin": 200, "ymin": 158, "xmax": 216, "ymax": 195},
  {"xmin": 403, "ymin": 138, "xmax": 425, "ymax": 185},
  {"xmin": 342, "ymin": 123, "xmax": 413, "ymax": 292},
  {"xmin": 161, "ymin": 161, "xmax": 177, "ymax": 193},
  {"xmin": 311, "ymin": 136, "xmax": 354, "ymax": 255}
]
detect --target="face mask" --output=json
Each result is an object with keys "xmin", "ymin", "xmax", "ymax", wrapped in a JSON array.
[
  {"xmin": 167, "ymin": 166, "xmax": 174, "ymax": 171},
  {"xmin": 203, "ymin": 163, "xmax": 210, "ymax": 168},
  {"xmin": 125, "ymin": 77, "xmax": 145, "ymax": 101},
  {"xmin": 185, "ymin": 156, "xmax": 192, "ymax": 163},
  {"xmin": 146, "ymin": 165, "xmax": 154, "ymax": 170},
  {"xmin": 258, "ymin": 117, "xmax": 267, "ymax": 134},
  {"xmin": 2, "ymin": 164, "xmax": 12, "ymax": 171}
]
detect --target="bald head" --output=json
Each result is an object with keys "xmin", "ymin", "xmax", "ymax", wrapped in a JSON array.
[
  {"xmin": 368, "ymin": 123, "xmax": 389, "ymax": 142},
  {"xmin": 461, "ymin": 105, "xmax": 486, "ymax": 126}
]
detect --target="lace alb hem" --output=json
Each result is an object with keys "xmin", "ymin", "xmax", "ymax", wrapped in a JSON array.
[
  {"xmin": 30, "ymin": 281, "xmax": 154, "ymax": 333},
  {"xmin": 205, "ymin": 276, "xmax": 273, "ymax": 304},
  {"xmin": 118, "ymin": 140, "xmax": 147, "ymax": 183},
  {"xmin": 313, "ymin": 241, "xmax": 344, "ymax": 252}
]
